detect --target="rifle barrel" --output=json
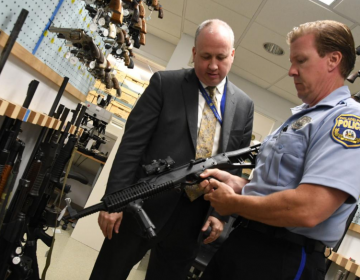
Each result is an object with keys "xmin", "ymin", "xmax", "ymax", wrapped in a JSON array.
[{"xmin": 0, "ymin": 9, "xmax": 29, "ymax": 75}]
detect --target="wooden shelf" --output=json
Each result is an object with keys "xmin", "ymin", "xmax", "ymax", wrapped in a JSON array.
[
  {"xmin": 349, "ymin": 223, "xmax": 360, "ymax": 234},
  {"xmin": 328, "ymin": 251, "xmax": 360, "ymax": 276},
  {"xmin": 0, "ymin": 98, "xmax": 81, "ymax": 133}
]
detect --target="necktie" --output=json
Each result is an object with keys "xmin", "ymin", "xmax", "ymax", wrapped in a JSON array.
[{"xmin": 185, "ymin": 86, "xmax": 218, "ymax": 201}]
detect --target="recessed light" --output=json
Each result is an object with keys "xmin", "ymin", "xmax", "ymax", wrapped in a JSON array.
[
  {"xmin": 317, "ymin": 0, "xmax": 336, "ymax": 5},
  {"xmin": 263, "ymin": 43, "xmax": 284, "ymax": 55}
]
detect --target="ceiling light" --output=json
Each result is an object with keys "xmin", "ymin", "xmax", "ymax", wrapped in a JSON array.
[
  {"xmin": 317, "ymin": 0, "xmax": 336, "ymax": 5},
  {"xmin": 263, "ymin": 43, "xmax": 284, "ymax": 55}
]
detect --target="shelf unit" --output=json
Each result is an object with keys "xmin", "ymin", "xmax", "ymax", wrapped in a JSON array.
[
  {"xmin": 86, "ymin": 72, "xmax": 148, "ymax": 123},
  {"xmin": 0, "ymin": 98, "xmax": 82, "ymax": 135},
  {"xmin": 326, "ymin": 223, "xmax": 360, "ymax": 277}
]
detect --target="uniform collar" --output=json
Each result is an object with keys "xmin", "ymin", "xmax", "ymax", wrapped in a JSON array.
[{"xmin": 291, "ymin": 86, "xmax": 351, "ymax": 115}]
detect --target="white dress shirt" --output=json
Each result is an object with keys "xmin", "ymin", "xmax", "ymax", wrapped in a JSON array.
[{"xmin": 197, "ymin": 78, "xmax": 226, "ymax": 156}]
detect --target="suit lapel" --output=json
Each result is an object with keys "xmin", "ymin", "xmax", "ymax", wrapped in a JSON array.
[
  {"xmin": 182, "ymin": 69, "xmax": 199, "ymax": 150},
  {"xmin": 220, "ymin": 80, "xmax": 236, "ymax": 152}
]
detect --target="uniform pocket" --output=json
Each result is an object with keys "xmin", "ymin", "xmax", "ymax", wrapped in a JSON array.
[{"xmin": 265, "ymin": 133, "xmax": 306, "ymax": 187}]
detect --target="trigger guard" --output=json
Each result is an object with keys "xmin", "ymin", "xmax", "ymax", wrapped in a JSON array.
[{"xmin": 184, "ymin": 172, "xmax": 203, "ymax": 185}]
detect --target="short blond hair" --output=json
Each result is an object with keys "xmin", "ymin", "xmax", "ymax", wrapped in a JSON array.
[{"xmin": 287, "ymin": 20, "xmax": 355, "ymax": 78}]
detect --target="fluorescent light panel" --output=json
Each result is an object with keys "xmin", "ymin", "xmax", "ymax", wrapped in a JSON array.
[{"xmin": 317, "ymin": 0, "xmax": 336, "ymax": 5}]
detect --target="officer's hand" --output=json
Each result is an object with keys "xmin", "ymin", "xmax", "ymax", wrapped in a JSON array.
[
  {"xmin": 200, "ymin": 169, "xmax": 248, "ymax": 194},
  {"xmin": 201, "ymin": 216, "xmax": 225, "ymax": 244},
  {"xmin": 98, "ymin": 211, "xmax": 123, "ymax": 240},
  {"xmin": 204, "ymin": 180, "xmax": 237, "ymax": 216}
]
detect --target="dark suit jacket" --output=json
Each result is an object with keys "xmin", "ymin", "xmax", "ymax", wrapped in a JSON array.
[{"xmin": 106, "ymin": 68, "xmax": 254, "ymax": 235}]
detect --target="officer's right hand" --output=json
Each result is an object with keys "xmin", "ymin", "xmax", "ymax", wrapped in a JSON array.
[
  {"xmin": 98, "ymin": 211, "xmax": 123, "ymax": 240},
  {"xmin": 199, "ymin": 169, "xmax": 249, "ymax": 194}
]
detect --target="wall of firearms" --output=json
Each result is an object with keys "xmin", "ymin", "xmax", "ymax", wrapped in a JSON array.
[{"xmin": 0, "ymin": 0, "xmax": 164, "ymax": 97}]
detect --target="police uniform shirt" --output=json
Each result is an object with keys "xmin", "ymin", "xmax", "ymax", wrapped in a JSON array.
[{"xmin": 243, "ymin": 86, "xmax": 360, "ymax": 247}]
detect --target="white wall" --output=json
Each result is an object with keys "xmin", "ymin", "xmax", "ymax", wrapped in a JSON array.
[{"xmin": 133, "ymin": 32, "xmax": 176, "ymax": 68}]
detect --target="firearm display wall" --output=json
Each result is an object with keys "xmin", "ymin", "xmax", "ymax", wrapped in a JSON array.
[{"xmin": 0, "ymin": 0, "xmax": 102, "ymax": 96}]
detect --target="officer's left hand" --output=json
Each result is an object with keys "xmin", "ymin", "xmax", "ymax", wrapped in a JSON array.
[
  {"xmin": 204, "ymin": 179, "xmax": 237, "ymax": 216},
  {"xmin": 201, "ymin": 216, "xmax": 225, "ymax": 244}
]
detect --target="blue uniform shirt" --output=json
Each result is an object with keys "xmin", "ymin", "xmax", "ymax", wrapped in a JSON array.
[{"xmin": 243, "ymin": 86, "xmax": 360, "ymax": 247}]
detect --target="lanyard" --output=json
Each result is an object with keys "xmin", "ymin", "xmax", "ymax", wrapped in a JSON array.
[{"xmin": 198, "ymin": 79, "xmax": 227, "ymax": 126}]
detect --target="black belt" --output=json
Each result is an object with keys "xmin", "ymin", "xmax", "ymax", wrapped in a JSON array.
[{"xmin": 234, "ymin": 217, "xmax": 326, "ymax": 254}]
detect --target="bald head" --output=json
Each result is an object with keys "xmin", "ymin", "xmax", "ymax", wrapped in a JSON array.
[{"xmin": 194, "ymin": 19, "xmax": 235, "ymax": 48}]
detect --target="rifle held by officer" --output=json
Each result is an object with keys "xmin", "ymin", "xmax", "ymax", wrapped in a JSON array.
[{"xmin": 64, "ymin": 144, "xmax": 261, "ymax": 238}]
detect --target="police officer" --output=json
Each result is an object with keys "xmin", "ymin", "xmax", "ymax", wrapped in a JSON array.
[{"xmin": 198, "ymin": 20, "xmax": 360, "ymax": 280}]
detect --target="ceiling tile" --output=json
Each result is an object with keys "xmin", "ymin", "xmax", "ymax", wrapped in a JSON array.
[
  {"xmin": 256, "ymin": 0, "xmax": 354, "ymax": 37},
  {"xmin": 146, "ymin": 25, "xmax": 180, "ymax": 45},
  {"xmin": 183, "ymin": 20, "xmax": 198, "ymax": 38},
  {"xmin": 212, "ymin": 0, "xmax": 263, "ymax": 19},
  {"xmin": 147, "ymin": 9, "xmax": 182, "ymax": 39},
  {"xmin": 268, "ymin": 86, "xmax": 302, "ymax": 105},
  {"xmin": 333, "ymin": 0, "xmax": 360, "ymax": 25},
  {"xmin": 239, "ymin": 22, "xmax": 291, "ymax": 69},
  {"xmin": 230, "ymin": 64, "xmax": 271, "ymax": 89},
  {"xmin": 233, "ymin": 47, "xmax": 288, "ymax": 84},
  {"xmin": 185, "ymin": 0, "xmax": 250, "ymax": 42},
  {"xmin": 273, "ymin": 75, "xmax": 298, "ymax": 95},
  {"xmin": 155, "ymin": 0, "xmax": 185, "ymax": 17}
]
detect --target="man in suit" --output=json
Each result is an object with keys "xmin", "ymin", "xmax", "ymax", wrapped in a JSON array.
[{"xmin": 90, "ymin": 19, "xmax": 254, "ymax": 280}]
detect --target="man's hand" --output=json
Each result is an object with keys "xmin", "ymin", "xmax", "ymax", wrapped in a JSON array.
[
  {"xmin": 201, "ymin": 216, "xmax": 225, "ymax": 244},
  {"xmin": 199, "ymin": 169, "xmax": 249, "ymax": 194},
  {"xmin": 98, "ymin": 211, "xmax": 123, "ymax": 240},
  {"xmin": 204, "ymin": 180, "xmax": 237, "ymax": 216}
]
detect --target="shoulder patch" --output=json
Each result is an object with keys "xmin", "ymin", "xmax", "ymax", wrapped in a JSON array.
[{"xmin": 331, "ymin": 114, "xmax": 360, "ymax": 148}]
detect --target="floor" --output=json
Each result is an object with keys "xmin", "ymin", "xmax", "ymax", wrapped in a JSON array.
[{"xmin": 36, "ymin": 226, "xmax": 149, "ymax": 280}]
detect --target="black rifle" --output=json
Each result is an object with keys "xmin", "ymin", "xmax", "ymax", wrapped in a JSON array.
[
  {"xmin": 0, "ymin": 104, "xmax": 68, "ymax": 280},
  {"xmin": 0, "ymin": 102, "xmax": 85, "ymax": 280},
  {"xmin": 0, "ymin": 80, "xmax": 39, "ymax": 199},
  {"xmin": 64, "ymin": 144, "xmax": 261, "ymax": 238},
  {"xmin": 0, "ymin": 9, "xmax": 29, "ymax": 75}
]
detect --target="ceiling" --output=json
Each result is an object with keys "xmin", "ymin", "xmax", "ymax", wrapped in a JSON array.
[{"xmin": 142, "ymin": 0, "xmax": 360, "ymax": 105}]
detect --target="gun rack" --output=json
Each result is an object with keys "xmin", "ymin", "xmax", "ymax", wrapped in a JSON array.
[
  {"xmin": 0, "ymin": 98, "xmax": 83, "ymax": 135},
  {"xmin": 325, "ymin": 223, "xmax": 360, "ymax": 277},
  {"xmin": 328, "ymin": 250, "xmax": 360, "ymax": 276}
]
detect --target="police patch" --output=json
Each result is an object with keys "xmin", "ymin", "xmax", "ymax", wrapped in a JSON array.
[{"xmin": 331, "ymin": 114, "xmax": 360, "ymax": 148}]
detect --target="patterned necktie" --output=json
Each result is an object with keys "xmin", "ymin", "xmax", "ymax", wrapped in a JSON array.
[{"xmin": 185, "ymin": 86, "xmax": 218, "ymax": 201}]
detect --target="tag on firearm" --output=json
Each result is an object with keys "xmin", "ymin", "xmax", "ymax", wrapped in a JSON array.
[{"xmin": 58, "ymin": 206, "xmax": 68, "ymax": 221}]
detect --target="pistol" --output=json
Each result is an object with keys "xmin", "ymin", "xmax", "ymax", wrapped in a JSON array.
[{"xmin": 48, "ymin": 26, "xmax": 100, "ymax": 61}]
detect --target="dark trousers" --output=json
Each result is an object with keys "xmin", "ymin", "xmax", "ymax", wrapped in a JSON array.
[
  {"xmin": 201, "ymin": 225, "xmax": 326, "ymax": 280},
  {"xmin": 90, "ymin": 195, "xmax": 209, "ymax": 280}
]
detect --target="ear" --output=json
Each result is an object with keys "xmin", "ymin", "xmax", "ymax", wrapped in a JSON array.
[
  {"xmin": 192, "ymin": 47, "xmax": 196, "ymax": 62},
  {"xmin": 230, "ymin": 48, "xmax": 235, "ymax": 61},
  {"xmin": 328, "ymin": 51, "xmax": 342, "ymax": 72}
]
